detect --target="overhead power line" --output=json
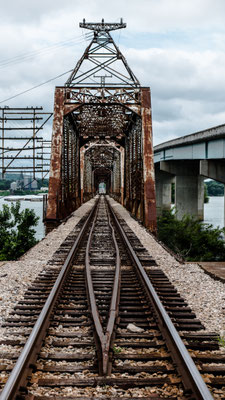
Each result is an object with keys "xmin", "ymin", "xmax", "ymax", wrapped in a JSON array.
[
  {"xmin": 0, "ymin": 31, "xmax": 96, "ymax": 104},
  {"xmin": 0, "ymin": 69, "xmax": 73, "ymax": 104},
  {"xmin": 0, "ymin": 32, "xmax": 93, "ymax": 70}
]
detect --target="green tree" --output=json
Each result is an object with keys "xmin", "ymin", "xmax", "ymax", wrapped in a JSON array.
[
  {"xmin": 157, "ymin": 208, "xmax": 225, "ymax": 261},
  {"xmin": 37, "ymin": 178, "xmax": 49, "ymax": 188},
  {"xmin": 205, "ymin": 180, "xmax": 224, "ymax": 196},
  {"xmin": 0, "ymin": 201, "xmax": 39, "ymax": 261},
  {"xmin": 0, "ymin": 180, "xmax": 10, "ymax": 190},
  {"xmin": 204, "ymin": 184, "xmax": 209, "ymax": 203}
]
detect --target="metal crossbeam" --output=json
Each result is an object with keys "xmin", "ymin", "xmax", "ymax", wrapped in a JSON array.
[
  {"xmin": 66, "ymin": 19, "xmax": 139, "ymax": 88},
  {"xmin": 46, "ymin": 19, "xmax": 157, "ymax": 234},
  {"xmin": 0, "ymin": 107, "xmax": 52, "ymax": 180},
  {"xmin": 80, "ymin": 18, "xmax": 126, "ymax": 32}
]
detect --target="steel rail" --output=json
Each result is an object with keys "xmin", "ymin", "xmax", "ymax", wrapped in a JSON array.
[
  {"xmin": 85, "ymin": 197, "xmax": 121, "ymax": 375},
  {"xmin": 106, "ymin": 196, "xmax": 214, "ymax": 400},
  {"xmin": 104, "ymin": 202, "xmax": 121, "ymax": 374},
  {"xmin": 0, "ymin": 197, "xmax": 100, "ymax": 400}
]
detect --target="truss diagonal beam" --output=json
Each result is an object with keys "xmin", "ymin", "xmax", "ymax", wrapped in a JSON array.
[
  {"xmin": 66, "ymin": 20, "xmax": 140, "ymax": 88},
  {"xmin": 46, "ymin": 19, "xmax": 157, "ymax": 236}
]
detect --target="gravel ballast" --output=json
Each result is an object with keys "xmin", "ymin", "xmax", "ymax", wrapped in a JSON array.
[
  {"xmin": 108, "ymin": 197, "xmax": 225, "ymax": 336},
  {"xmin": 0, "ymin": 197, "xmax": 96, "ymax": 331},
  {"xmin": 0, "ymin": 195, "xmax": 224, "ymax": 338}
]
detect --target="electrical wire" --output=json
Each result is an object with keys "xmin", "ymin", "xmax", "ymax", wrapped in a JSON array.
[
  {"xmin": 0, "ymin": 32, "xmax": 96, "ymax": 184},
  {"xmin": 0, "ymin": 29, "xmax": 96, "ymax": 104},
  {"xmin": 0, "ymin": 31, "xmax": 100, "ymax": 106},
  {"xmin": 0, "ymin": 33, "xmax": 93, "ymax": 70},
  {"xmin": 0, "ymin": 64, "xmax": 100, "ymax": 104},
  {"xmin": 0, "ymin": 69, "xmax": 73, "ymax": 104},
  {"xmin": 0, "ymin": 34, "xmax": 85, "ymax": 63}
]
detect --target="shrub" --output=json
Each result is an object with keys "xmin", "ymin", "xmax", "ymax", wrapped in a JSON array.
[
  {"xmin": 0, "ymin": 201, "xmax": 39, "ymax": 260},
  {"xmin": 157, "ymin": 208, "xmax": 225, "ymax": 261}
]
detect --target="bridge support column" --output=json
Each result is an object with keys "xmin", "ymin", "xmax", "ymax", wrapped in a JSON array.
[
  {"xmin": 160, "ymin": 161, "xmax": 204, "ymax": 220},
  {"xmin": 175, "ymin": 175, "xmax": 204, "ymax": 220},
  {"xmin": 200, "ymin": 159, "xmax": 225, "ymax": 227},
  {"xmin": 155, "ymin": 168, "xmax": 174, "ymax": 217}
]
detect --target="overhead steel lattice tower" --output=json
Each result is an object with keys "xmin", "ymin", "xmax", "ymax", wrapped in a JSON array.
[{"xmin": 46, "ymin": 19, "xmax": 157, "ymax": 234}]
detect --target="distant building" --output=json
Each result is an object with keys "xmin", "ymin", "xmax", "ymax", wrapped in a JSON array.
[
  {"xmin": 23, "ymin": 176, "xmax": 31, "ymax": 190},
  {"xmin": 31, "ymin": 179, "xmax": 38, "ymax": 190},
  {"xmin": 10, "ymin": 181, "xmax": 17, "ymax": 191}
]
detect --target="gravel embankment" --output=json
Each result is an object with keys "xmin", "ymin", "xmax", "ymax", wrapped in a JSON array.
[
  {"xmin": 0, "ymin": 197, "xmax": 96, "ymax": 331},
  {"xmin": 108, "ymin": 197, "xmax": 225, "ymax": 335},
  {"xmin": 0, "ymin": 195, "xmax": 224, "ymax": 337}
]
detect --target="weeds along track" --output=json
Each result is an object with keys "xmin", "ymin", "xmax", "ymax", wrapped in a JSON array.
[{"xmin": 0, "ymin": 196, "xmax": 224, "ymax": 399}]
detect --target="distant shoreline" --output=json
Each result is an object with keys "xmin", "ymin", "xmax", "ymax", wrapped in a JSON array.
[{"xmin": 4, "ymin": 197, "xmax": 43, "ymax": 202}]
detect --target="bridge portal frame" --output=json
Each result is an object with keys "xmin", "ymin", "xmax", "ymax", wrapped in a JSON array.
[{"xmin": 45, "ymin": 85, "xmax": 157, "ymax": 233}]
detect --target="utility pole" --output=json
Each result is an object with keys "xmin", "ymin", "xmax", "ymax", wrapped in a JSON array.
[{"xmin": 0, "ymin": 107, "xmax": 52, "ymax": 179}]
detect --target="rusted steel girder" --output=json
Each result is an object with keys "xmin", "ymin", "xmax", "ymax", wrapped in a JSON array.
[
  {"xmin": 141, "ymin": 88, "xmax": 157, "ymax": 234},
  {"xmin": 45, "ymin": 20, "xmax": 157, "ymax": 234},
  {"xmin": 46, "ymin": 88, "xmax": 81, "ymax": 223},
  {"xmin": 120, "ymin": 146, "xmax": 124, "ymax": 205},
  {"xmin": 46, "ymin": 86, "xmax": 157, "ymax": 235},
  {"xmin": 46, "ymin": 88, "xmax": 64, "ymax": 221},
  {"xmin": 80, "ymin": 146, "xmax": 85, "ymax": 204},
  {"xmin": 83, "ymin": 144, "xmax": 121, "ymax": 200}
]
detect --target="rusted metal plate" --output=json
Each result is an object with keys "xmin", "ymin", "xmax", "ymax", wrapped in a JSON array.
[
  {"xmin": 141, "ymin": 88, "xmax": 157, "ymax": 234},
  {"xmin": 46, "ymin": 88, "xmax": 64, "ymax": 221}
]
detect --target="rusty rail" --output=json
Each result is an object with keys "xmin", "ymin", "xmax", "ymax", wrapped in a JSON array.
[
  {"xmin": 0, "ymin": 197, "xmax": 99, "ymax": 400},
  {"xmin": 85, "ymin": 197, "xmax": 121, "ymax": 375},
  {"xmin": 106, "ymin": 196, "xmax": 214, "ymax": 400}
]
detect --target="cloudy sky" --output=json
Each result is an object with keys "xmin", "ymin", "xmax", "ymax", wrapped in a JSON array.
[{"xmin": 1, "ymin": 0, "xmax": 225, "ymax": 146}]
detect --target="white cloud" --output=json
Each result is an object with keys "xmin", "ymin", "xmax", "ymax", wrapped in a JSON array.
[
  {"xmin": 120, "ymin": 46, "xmax": 225, "ymax": 143},
  {"xmin": 1, "ymin": 0, "xmax": 225, "ymax": 149},
  {"xmin": 1, "ymin": 0, "xmax": 225, "ymax": 32}
]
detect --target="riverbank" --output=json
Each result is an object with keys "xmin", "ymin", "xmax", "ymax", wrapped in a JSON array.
[
  {"xmin": 4, "ymin": 196, "xmax": 44, "ymax": 202},
  {"xmin": 0, "ymin": 190, "xmax": 48, "ymax": 197},
  {"xmin": 0, "ymin": 195, "xmax": 224, "ymax": 242}
]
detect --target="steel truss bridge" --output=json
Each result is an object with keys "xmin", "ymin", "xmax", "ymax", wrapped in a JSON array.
[{"xmin": 45, "ymin": 19, "xmax": 157, "ymax": 234}]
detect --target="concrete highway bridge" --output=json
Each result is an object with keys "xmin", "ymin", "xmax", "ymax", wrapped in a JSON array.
[{"xmin": 154, "ymin": 125, "xmax": 225, "ymax": 223}]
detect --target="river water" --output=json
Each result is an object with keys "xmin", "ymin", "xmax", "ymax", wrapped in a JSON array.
[
  {"xmin": 204, "ymin": 196, "xmax": 224, "ymax": 229},
  {"xmin": 0, "ymin": 195, "xmax": 224, "ymax": 241}
]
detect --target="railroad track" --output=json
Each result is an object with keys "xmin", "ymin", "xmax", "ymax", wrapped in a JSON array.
[{"xmin": 0, "ymin": 196, "xmax": 225, "ymax": 399}]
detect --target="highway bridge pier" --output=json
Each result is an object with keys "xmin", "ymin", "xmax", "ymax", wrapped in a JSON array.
[{"xmin": 154, "ymin": 124, "xmax": 225, "ymax": 224}]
